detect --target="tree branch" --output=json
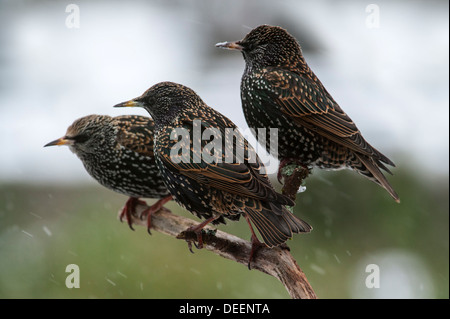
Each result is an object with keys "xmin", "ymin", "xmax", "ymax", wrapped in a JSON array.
[
  {"xmin": 280, "ymin": 163, "xmax": 311, "ymax": 201},
  {"xmin": 126, "ymin": 203, "xmax": 317, "ymax": 299}
]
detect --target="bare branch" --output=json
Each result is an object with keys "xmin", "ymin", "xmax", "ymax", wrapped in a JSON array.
[{"xmin": 126, "ymin": 203, "xmax": 317, "ymax": 299}]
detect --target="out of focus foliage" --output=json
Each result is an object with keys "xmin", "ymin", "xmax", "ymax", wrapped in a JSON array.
[{"xmin": 0, "ymin": 167, "xmax": 448, "ymax": 298}]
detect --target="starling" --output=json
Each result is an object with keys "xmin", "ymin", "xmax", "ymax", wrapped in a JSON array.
[
  {"xmin": 216, "ymin": 25, "xmax": 400, "ymax": 202},
  {"xmin": 114, "ymin": 82, "xmax": 311, "ymax": 264},
  {"xmin": 44, "ymin": 114, "xmax": 172, "ymax": 232}
]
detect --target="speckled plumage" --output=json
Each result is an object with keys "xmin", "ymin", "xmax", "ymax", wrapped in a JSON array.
[
  {"xmin": 44, "ymin": 114, "xmax": 171, "ymax": 230},
  {"xmin": 217, "ymin": 25, "xmax": 399, "ymax": 202},
  {"xmin": 114, "ymin": 82, "xmax": 311, "ymax": 253}
]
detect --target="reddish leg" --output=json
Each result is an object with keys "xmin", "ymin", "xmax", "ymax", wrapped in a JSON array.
[
  {"xmin": 139, "ymin": 195, "xmax": 173, "ymax": 234},
  {"xmin": 184, "ymin": 216, "xmax": 218, "ymax": 252},
  {"xmin": 119, "ymin": 197, "xmax": 148, "ymax": 231},
  {"xmin": 244, "ymin": 215, "xmax": 266, "ymax": 270}
]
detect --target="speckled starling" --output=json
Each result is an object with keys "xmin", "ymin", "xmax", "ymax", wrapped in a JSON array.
[
  {"xmin": 216, "ymin": 25, "xmax": 399, "ymax": 202},
  {"xmin": 114, "ymin": 82, "xmax": 311, "ymax": 262},
  {"xmin": 44, "ymin": 114, "xmax": 172, "ymax": 231}
]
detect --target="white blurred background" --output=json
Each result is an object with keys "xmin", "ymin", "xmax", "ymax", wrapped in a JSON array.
[{"xmin": 0, "ymin": 0, "xmax": 448, "ymax": 183}]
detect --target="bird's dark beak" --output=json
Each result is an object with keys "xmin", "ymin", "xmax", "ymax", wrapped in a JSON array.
[
  {"xmin": 215, "ymin": 41, "xmax": 243, "ymax": 51},
  {"xmin": 113, "ymin": 99, "xmax": 145, "ymax": 108},
  {"xmin": 44, "ymin": 137, "xmax": 72, "ymax": 147}
]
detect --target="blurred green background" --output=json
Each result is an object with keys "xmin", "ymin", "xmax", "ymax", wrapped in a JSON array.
[
  {"xmin": 0, "ymin": 0, "xmax": 448, "ymax": 299},
  {"xmin": 0, "ymin": 168, "xmax": 448, "ymax": 298}
]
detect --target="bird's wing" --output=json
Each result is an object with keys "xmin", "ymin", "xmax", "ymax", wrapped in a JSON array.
[
  {"xmin": 158, "ymin": 114, "xmax": 293, "ymax": 207},
  {"xmin": 114, "ymin": 115, "xmax": 155, "ymax": 158},
  {"xmin": 260, "ymin": 68, "xmax": 387, "ymax": 161}
]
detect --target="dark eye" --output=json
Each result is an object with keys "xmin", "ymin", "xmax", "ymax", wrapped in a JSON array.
[
  {"xmin": 241, "ymin": 41, "xmax": 253, "ymax": 51},
  {"xmin": 71, "ymin": 134, "xmax": 89, "ymax": 143}
]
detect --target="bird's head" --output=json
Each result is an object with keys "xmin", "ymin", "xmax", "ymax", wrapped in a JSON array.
[
  {"xmin": 44, "ymin": 115, "xmax": 112, "ymax": 155},
  {"xmin": 114, "ymin": 82, "xmax": 203, "ymax": 128},
  {"xmin": 216, "ymin": 25, "xmax": 303, "ymax": 69}
]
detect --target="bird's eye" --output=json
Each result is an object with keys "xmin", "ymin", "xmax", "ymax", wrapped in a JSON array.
[
  {"xmin": 242, "ymin": 41, "xmax": 253, "ymax": 51},
  {"xmin": 71, "ymin": 134, "xmax": 89, "ymax": 143}
]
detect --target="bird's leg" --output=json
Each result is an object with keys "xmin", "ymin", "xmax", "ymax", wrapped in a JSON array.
[
  {"xmin": 244, "ymin": 215, "xmax": 266, "ymax": 270},
  {"xmin": 183, "ymin": 216, "xmax": 218, "ymax": 252},
  {"xmin": 139, "ymin": 195, "xmax": 173, "ymax": 235},
  {"xmin": 119, "ymin": 197, "xmax": 148, "ymax": 231}
]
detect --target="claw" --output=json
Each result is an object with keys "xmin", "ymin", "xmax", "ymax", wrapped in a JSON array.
[
  {"xmin": 181, "ymin": 216, "xmax": 218, "ymax": 253},
  {"xmin": 119, "ymin": 197, "xmax": 146, "ymax": 231},
  {"xmin": 193, "ymin": 241, "xmax": 200, "ymax": 250},
  {"xmin": 277, "ymin": 168, "xmax": 284, "ymax": 184},
  {"xmin": 188, "ymin": 241, "xmax": 195, "ymax": 254},
  {"xmin": 139, "ymin": 195, "xmax": 172, "ymax": 235}
]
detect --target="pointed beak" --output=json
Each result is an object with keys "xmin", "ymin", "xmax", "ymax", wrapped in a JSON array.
[
  {"xmin": 44, "ymin": 137, "xmax": 72, "ymax": 147},
  {"xmin": 215, "ymin": 41, "xmax": 243, "ymax": 51},
  {"xmin": 113, "ymin": 99, "xmax": 145, "ymax": 108}
]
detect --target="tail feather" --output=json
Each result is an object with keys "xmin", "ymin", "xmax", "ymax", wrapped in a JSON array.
[
  {"xmin": 374, "ymin": 159, "xmax": 393, "ymax": 175},
  {"xmin": 373, "ymin": 148, "xmax": 396, "ymax": 168},
  {"xmin": 354, "ymin": 153, "xmax": 400, "ymax": 203},
  {"xmin": 245, "ymin": 203, "xmax": 311, "ymax": 248},
  {"xmin": 283, "ymin": 207, "xmax": 312, "ymax": 233}
]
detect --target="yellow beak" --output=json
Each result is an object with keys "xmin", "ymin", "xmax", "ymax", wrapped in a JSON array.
[
  {"xmin": 44, "ymin": 137, "xmax": 72, "ymax": 147},
  {"xmin": 215, "ymin": 41, "xmax": 244, "ymax": 51},
  {"xmin": 113, "ymin": 100, "xmax": 145, "ymax": 108}
]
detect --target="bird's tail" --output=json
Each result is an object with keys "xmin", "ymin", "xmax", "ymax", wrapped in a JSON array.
[
  {"xmin": 354, "ymin": 153, "xmax": 400, "ymax": 203},
  {"xmin": 244, "ymin": 202, "xmax": 311, "ymax": 248}
]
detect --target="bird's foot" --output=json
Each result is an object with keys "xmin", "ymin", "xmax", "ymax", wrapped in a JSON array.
[
  {"xmin": 184, "ymin": 226, "xmax": 207, "ymax": 251},
  {"xmin": 119, "ymin": 197, "xmax": 148, "ymax": 231},
  {"xmin": 247, "ymin": 234, "xmax": 266, "ymax": 270},
  {"xmin": 139, "ymin": 195, "xmax": 173, "ymax": 234},
  {"xmin": 178, "ymin": 216, "xmax": 218, "ymax": 253}
]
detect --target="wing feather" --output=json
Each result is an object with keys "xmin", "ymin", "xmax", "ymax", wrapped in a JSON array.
[
  {"xmin": 158, "ymin": 114, "xmax": 294, "ymax": 206},
  {"xmin": 261, "ymin": 69, "xmax": 394, "ymax": 165}
]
